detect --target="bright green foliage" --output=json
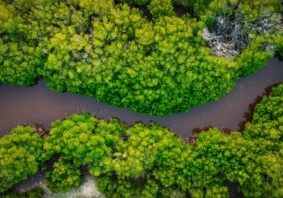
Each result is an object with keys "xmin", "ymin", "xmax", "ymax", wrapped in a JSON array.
[
  {"xmin": 42, "ymin": 113, "xmax": 125, "ymax": 192},
  {"xmin": 97, "ymin": 175, "xmax": 160, "ymax": 198},
  {"xmin": 148, "ymin": 0, "xmax": 174, "ymax": 18},
  {"xmin": 0, "ymin": 84, "xmax": 283, "ymax": 196},
  {"xmin": 239, "ymin": 0, "xmax": 281, "ymax": 20},
  {"xmin": 0, "ymin": 0, "xmax": 283, "ymax": 193},
  {"xmin": 8, "ymin": 0, "xmax": 89, "ymax": 41},
  {"xmin": 234, "ymin": 36, "xmax": 275, "ymax": 77},
  {"xmin": 224, "ymin": 132, "xmax": 256, "ymax": 187},
  {"xmin": 202, "ymin": 0, "xmax": 282, "ymax": 76},
  {"xmin": 252, "ymin": 84, "xmax": 283, "ymax": 124},
  {"xmin": 97, "ymin": 123, "xmax": 189, "ymax": 197},
  {"xmin": 0, "ymin": 0, "xmax": 282, "ymax": 116},
  {"xmin": 243, "ymin": 84, "xmax": 283, "ymax": 152},
  {"xmin": 205, "ymin": 185, "xmax": 229, "ymax": 198},
  {"xmin": 225, "ymin": 133, "xmax": 267, "ymax": 197},
  {"xmin": 40, "ymin": 26, "xmax": 92, "ymax": 92},
  {"xmin": 236, "ymin": 84, "xmax": 283, "ymax": 197},
  {"xmin": 270, "ymin": 84, "xmax": 283, "ymax": 97},
  {"xmin": 87, "ymin": 13, "xmax": 235, "ymax": 116},
  {"xmin": 121, "ymin": 0, "xmax": 213, "ymax": 16},
  {"xmin": 0, "ymin": 1, "xmax": 17, "ymax": 35},
  {"xmin": 188, "ymin": 0, "xmax": 213, "ymax": 16},
  {"xmin": 177, "ymin": 129, "xmax": 230, "ymax": 197},
  {"xmin": 226, "ymin": 139, "xmax": 283, "ymax": 197},
  {"xmin": 76, "ymin": 0, "xmax": 114, "ymax": 15},
  {"xmin": 0, "ymin": 0, "xmax": 89, "ymax": 86},
  {"xmin": 0, "ymin": 38, "xmax": 42, "ymax": 86},
  {"xmin": 43, "ymin": 114, "xmax": 125, "ymax": 178},
  {"xmin": 46, "ymin": 158, "xmax": 82, "ymax": 192},
  {"xmin": 118, "ymin": 0, "xmax": 149, "ymax": 6},
  {"xmin": 244, "ymin": 120, "xmax": 283, "ymax": 151},
  {"xmin": 0, "ymin": 126, "xmax": 43, "ymax": 193},
  {"xmin": 274, "ymin": 35, "xmax": 283, "ymax": 58},
  {"xmin": 152, "ymin": 131, "xmax": 190, "ymax": 188},
  {"xmin": 109, "ymin": 123, "xmax": 183, "ymax": 177}
]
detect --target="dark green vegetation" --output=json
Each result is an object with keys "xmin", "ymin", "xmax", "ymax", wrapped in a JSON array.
[
  {"xmin": 0, "ymin": 188, "xmax": 44, "ymax": 198},
  {"xmin": 0, "ymin": 0, "xmax": 282, "ymax": 116},
  {"xmin": 0, "ymin": 84, "xmax": 283, "ymax": 197}
]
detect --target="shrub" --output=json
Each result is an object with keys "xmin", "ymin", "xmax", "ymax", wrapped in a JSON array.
[
  {"xmin": 1, "ymin": 0, "xmax": 282, "ymax": 116},
  {"xmin": 0, "ymin": 188, "xmax": 44, "ymax": 198},
  {"xmin": 108, "ymin": 123, "xmax": 183, "ymax": 178},
  {"xmin": 0, "ymin": 84, "xmax": 282, "ymax": 196},
  {"xmin": 0, "ymin": 38, "xmax": 42, "ymax": 86},
  {"xmin": 178, "ymin": 129, "xmax": 230, "ymax": 197},
  {"xmin": 226, "ymin": 133, "xmax": 283, "ymax": 197},
  {"xmin": 0, "ymin": 126, "xmax": 43, "ymax": 193},
  {"xmin": 76, "ymin": 0, "xmax": 114, "ymax": 15},
  {"xmin": 236, "ymin": 84, "xmax": 283, "ymax": 197},
  {"xmin": 46, "ymin": 158, "xmax": 82, "ymax": 192},
  {"xmin": 187, "ymin": 0, "xmax": 213, "ymax": 16},
  {"xmin": 96, "ymin": 123, "xmax": 188, "ymax": 197},
  {"xmin": 252, "ymin": 84, "xmax": 283, "ymax": 124},
  {"xmin": 43, "ymin": 114, "xmax": 125, "ymax": 177},
  {"xmin": 148, "ymin": 0, "xmax": 174, "ymax": 18},
  {"xmin": 239, "ymin": 0, "xmax": 281, "ymax": 20},
  {"xmin": 118, "ymin": 0, "xmax": 149, "ymax": 6},
  {"xmin": 234, "ymin": 35, "xmax": 275, "ymax": 77}
]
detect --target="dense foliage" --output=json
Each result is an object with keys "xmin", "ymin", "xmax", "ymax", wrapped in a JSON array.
[
  {"xmin": 0, "ymin": 126, "xmax": 43, "ymax": 193},
  {"xmin": 0, "ymin": 0, "xmax": 282, "ymax": 116},
  {"xmin": 0, "ymin": 84, "xmax": 283, "ymax": 197},
  {"xmin": 42, "ymin": 114, "xmax": 126, "ymax": 192},
  {"xmin": 0, "ymin": 188, "xmax": 44, "ymax": 198},
  {"xmin": 45, "ymin": 158, "xmax": 82, "ymax": 192}
]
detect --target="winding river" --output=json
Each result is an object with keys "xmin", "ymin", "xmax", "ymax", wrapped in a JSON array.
[
  {"xmin": 0, "ymin": 58, "xmax": 282, "ymax": 138},
  {"xmin": 0, "ymin": 57, "xmax": 282, "ymax": 197}
]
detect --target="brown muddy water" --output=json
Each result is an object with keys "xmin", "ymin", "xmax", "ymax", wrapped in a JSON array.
[{"xmin": 0, "ymin": 58, "xmax": 282, "ymax": 139}]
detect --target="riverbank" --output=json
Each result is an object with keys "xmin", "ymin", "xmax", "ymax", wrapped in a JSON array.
[{"xmin": 0, "ymin": 58, "xmax": 282, "ymax": 138}]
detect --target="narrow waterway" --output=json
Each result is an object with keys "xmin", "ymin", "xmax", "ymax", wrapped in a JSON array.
[{"xmin": 0, "ymin": 58, "xmax": 282, "ymax": 138}]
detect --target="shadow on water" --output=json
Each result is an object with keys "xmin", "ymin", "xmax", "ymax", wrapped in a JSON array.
[{"xmin": 0, "ymin": 58, "xmax": 282, "ymax": 138}]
